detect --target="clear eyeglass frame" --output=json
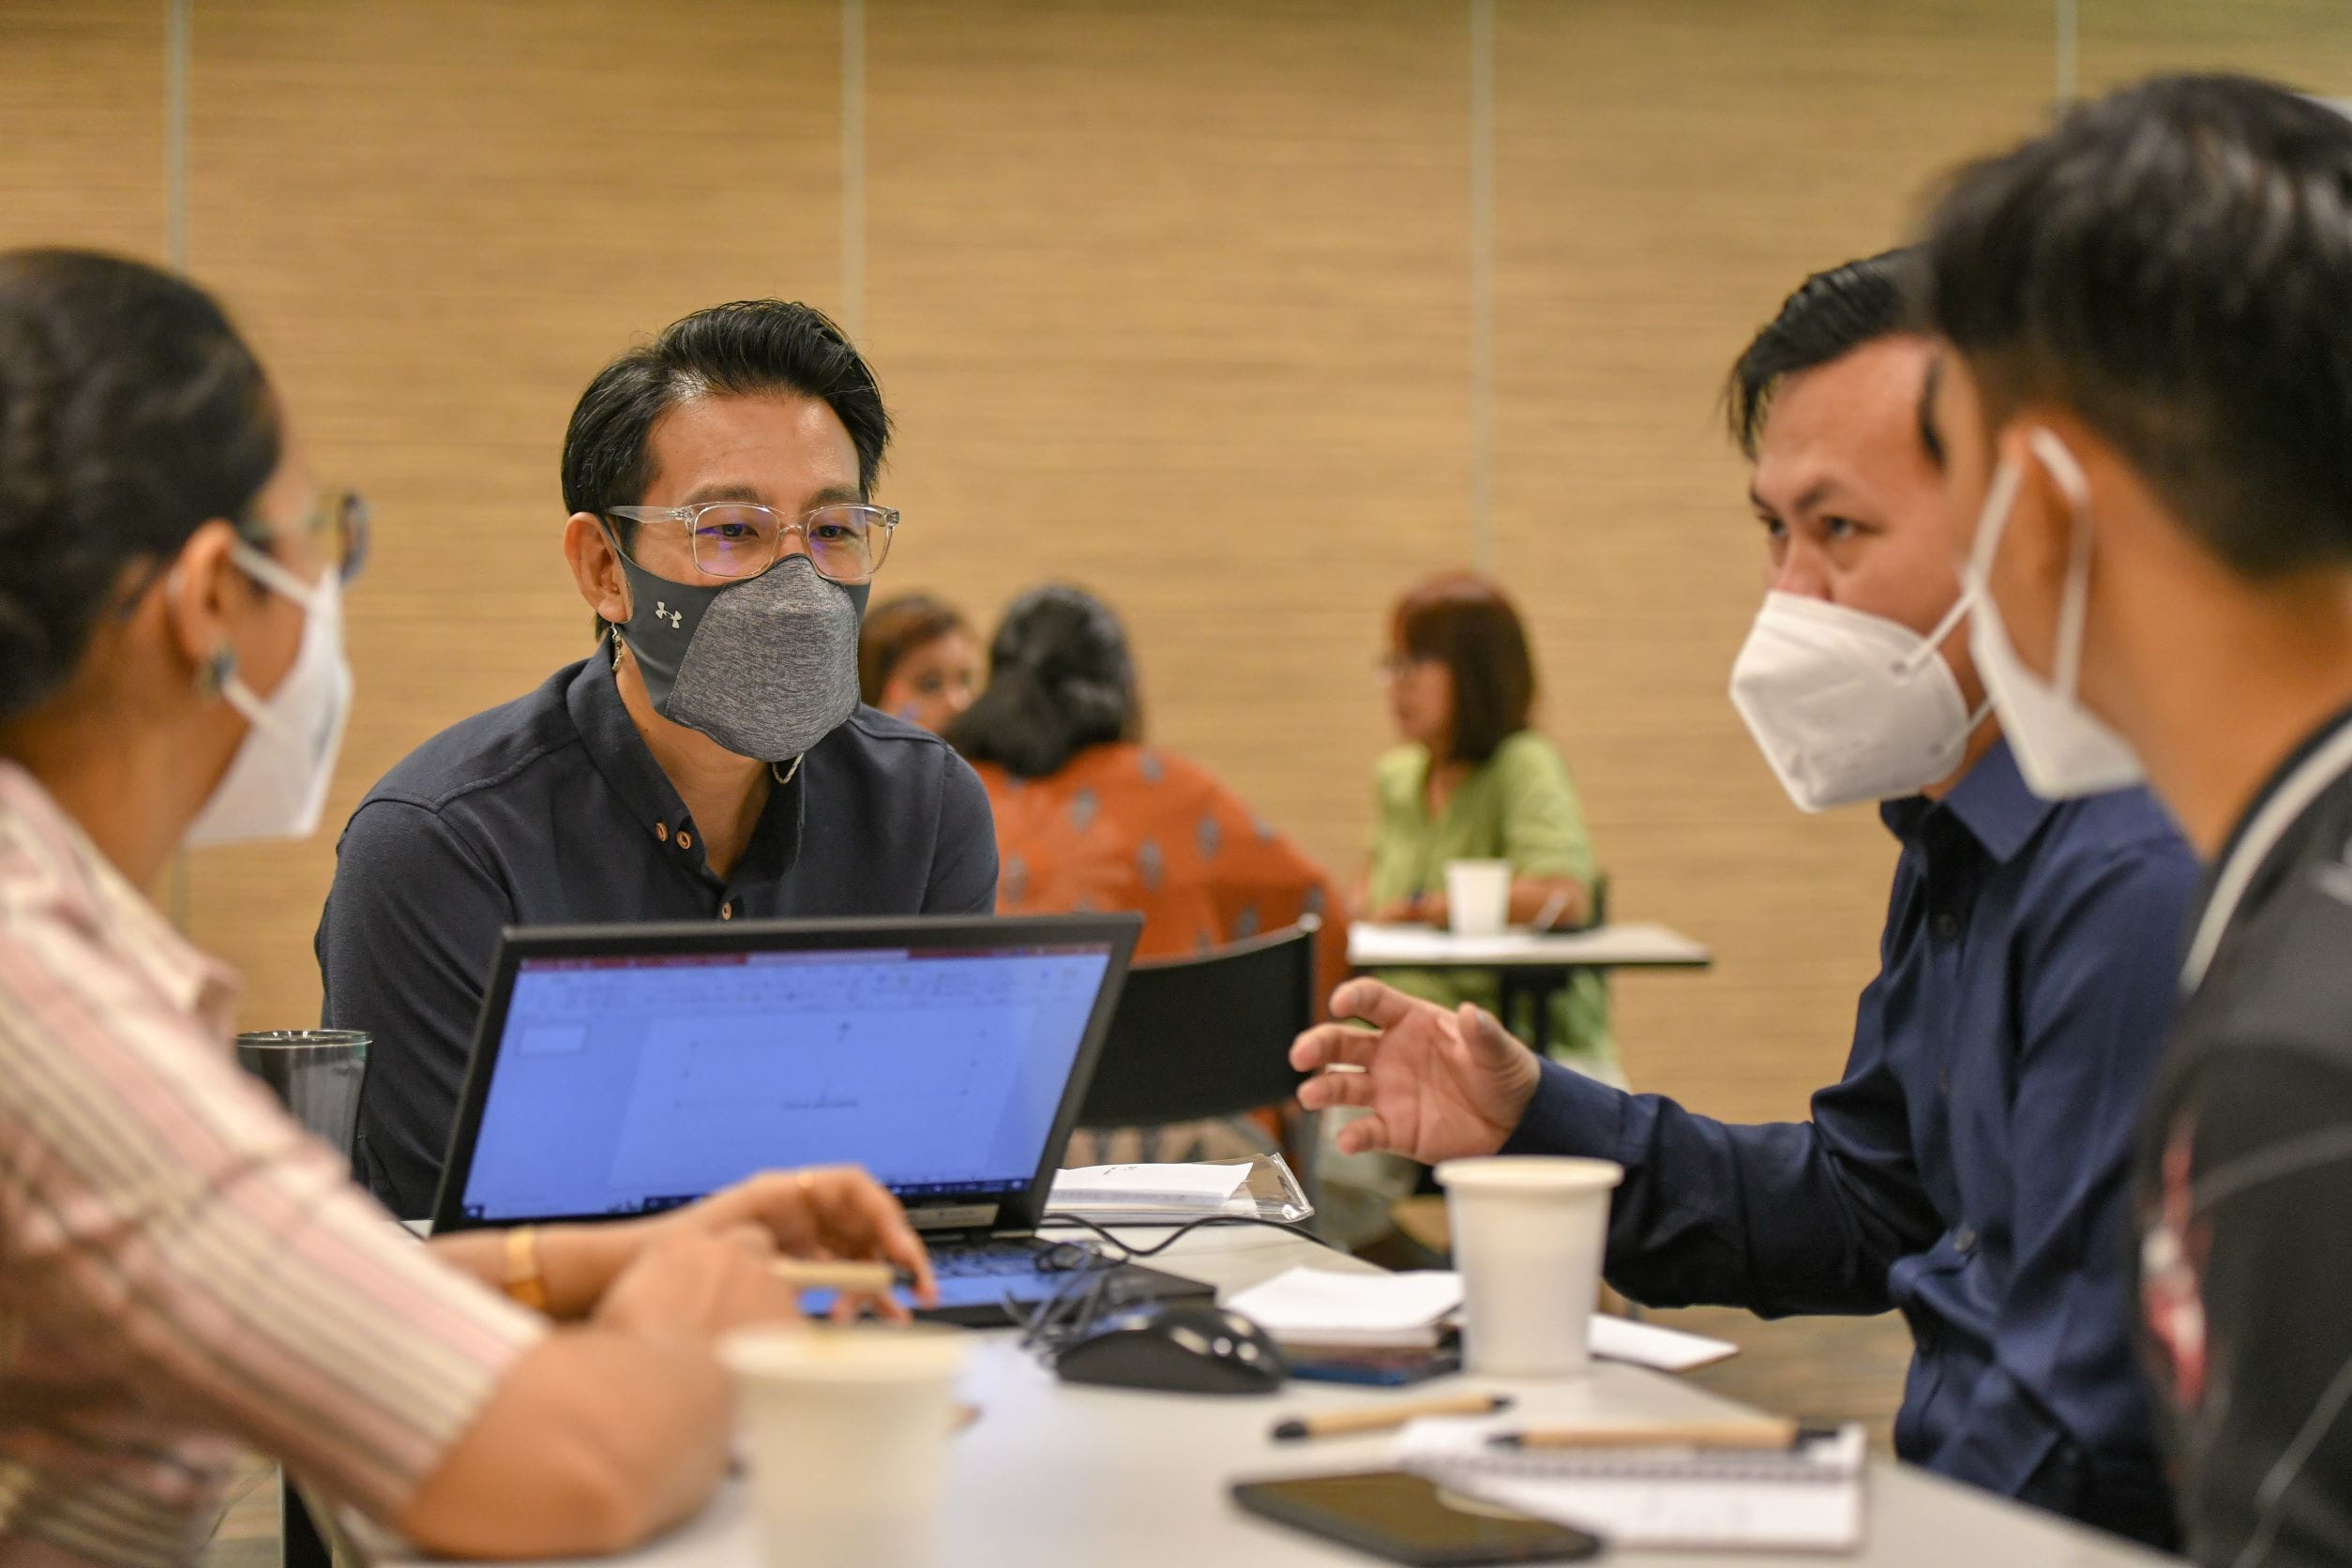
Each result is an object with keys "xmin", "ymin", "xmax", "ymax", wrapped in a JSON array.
[
  {"xmin": 605, "ymin": 500, "xmax": 899, "ymax": 584},
  {"xmin": 239, "ymin": 488, "xmax": 370, "ymax": 585}
]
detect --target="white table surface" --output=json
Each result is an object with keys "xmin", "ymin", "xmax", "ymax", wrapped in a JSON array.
[
  {"xmin": 404, "ymin": 1225, "xmax": 2174, "ymax": 1568},
  {"xmin": 1348, "ymin": 919, "xmax": 1712, "ymax": 971}
]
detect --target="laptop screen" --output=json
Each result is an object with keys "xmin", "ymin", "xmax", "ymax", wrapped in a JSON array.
[{"xmin": 449, "ymin": 940, "xmax": 1115, "ymax": 1224}]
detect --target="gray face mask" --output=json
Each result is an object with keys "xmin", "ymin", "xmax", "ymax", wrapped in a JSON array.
[{"xmin": 613, "ymin": 552, "xmax": 868, "ymax": 762}]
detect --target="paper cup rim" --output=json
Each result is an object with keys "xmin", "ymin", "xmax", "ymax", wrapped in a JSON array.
[
  {"xmin": 721, "ymin": 1323, "xmax": 968, "ymax": 1382},
  {"xmin": 1442, "ymin": 859, "xmax": 1512, "ymax": 873},
  {"xmin": 1435, "ymin": 1155, "xmax": 1624, "ymax": 1193}
]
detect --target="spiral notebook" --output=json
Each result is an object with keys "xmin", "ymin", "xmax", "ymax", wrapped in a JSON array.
[{"xmin": 1395, "ymin": 1419, "xmax": 1867, "ymax": 1552}]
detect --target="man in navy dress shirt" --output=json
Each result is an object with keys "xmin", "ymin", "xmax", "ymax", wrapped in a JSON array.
[
  {"xmin": 1294, "ymin": 252, "xmax": 2194, "ymax": 1546},
  {"xmin": 319, "ymin": 301, "xmax": 996, "ymax": 1218}
]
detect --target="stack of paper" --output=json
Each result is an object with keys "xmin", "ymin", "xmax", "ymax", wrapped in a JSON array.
[
  {"xmin": 1220, "ymin": 1267, "xmax": 1740, "ymax": 1370},
  {"xmin": 1045, "ymin": 1163, "xmax": 1254, "ymax": 1220},
  {"xmin": 1227, "ymin": 1267, "xmax": 1464, "ymax": 1349}
]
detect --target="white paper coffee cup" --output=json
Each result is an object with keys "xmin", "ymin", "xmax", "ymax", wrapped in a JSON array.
[
  {"xmin": 1444, "ymin": 859, "xmax": 1512, "ymax": 935},
  {"xmin": 721, "ymin": 1324, "xmax": 968, "ymax": 1568},
  {"xmin": 1437, "ymin": 1155, "xmax": 1623, "ymax": 1377}
]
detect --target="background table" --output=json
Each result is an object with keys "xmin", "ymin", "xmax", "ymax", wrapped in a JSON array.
[
  {"xmin": 402, "ymin": 1224, "xmax": 2176, "ymax": 1568},
  {"xmin": 1348, "ymin": 921, "xmax": 1712, "ymax": 1055}
]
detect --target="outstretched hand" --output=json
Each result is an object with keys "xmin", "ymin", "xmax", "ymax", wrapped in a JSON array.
[{"xmin": 1289, "ymin": 979, "xmax": 1544, "ymax": 1164}]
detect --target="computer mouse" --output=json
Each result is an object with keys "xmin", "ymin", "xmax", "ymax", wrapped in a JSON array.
[{"xmin": 1052, "ymin": 1298, "xmax": 1289, "ymax": 1395}]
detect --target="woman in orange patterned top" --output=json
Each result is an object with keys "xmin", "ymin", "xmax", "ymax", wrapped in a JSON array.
[{"xmin": 947, "ymin": 585, "xmax": 1349, "ymax": 1080}]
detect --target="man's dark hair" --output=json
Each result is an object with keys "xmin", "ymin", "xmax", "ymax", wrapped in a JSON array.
[
  {"xmin": 1392, "ymin": 571, "xmax": 1536, "ymax": 766},
  {"xmin": 1725, "ymin": 249, "xmax": 1931, "ymax": 460},
  {"xmin": 1923, "ymin": 73, "xmax": 2352, "ymax": 580},
  {"xmin": 0, "ymin": 249, "xmax": 280, "ymax": 724},
  {"xmin": 859, "ymin": 592, "xmax": 971, "ymax": 704},
  {"xmin": 562, "ymin": 297, "xmax": 891, "ymax": 549},
  {"xmin": 945, "ymin": 583, "xmax": 1139, "ymax": 779}
]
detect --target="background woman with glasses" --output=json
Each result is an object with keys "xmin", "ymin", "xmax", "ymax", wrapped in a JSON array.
[{"xmin": 1363, "ymin": 570, "xmax": 1617, "ymax": 1085}]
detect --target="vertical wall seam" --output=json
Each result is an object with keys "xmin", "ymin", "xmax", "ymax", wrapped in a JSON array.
[
  {"xmin": 2055, "ymin": 0, "xmax": 2079, "ymax": 108},
  {"xmin": 1469, "ymin": 0, "xmax": 1496, "ymax": 573},
  {"xmin": 841, "ymin": 0, "xmax": 867, "ymax": 343},
  {"xmin": 166, "ymin": 0, "xmax": 192, "ymax": 933},
  {"xmin": 165, "ymin": 0, "xmax": 189, "ymax": 270}
]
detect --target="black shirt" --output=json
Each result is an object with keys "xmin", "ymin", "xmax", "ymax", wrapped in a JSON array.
[
  {"xmin": 317, "ymin": 653, "xmax": 998, "ymax": 1216},
  {"xmin": 2138, "ymin": 703, "xmax": 2352, "ymax": 1566}
]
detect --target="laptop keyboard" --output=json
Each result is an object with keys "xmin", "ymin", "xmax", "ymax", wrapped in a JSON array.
[{"xmin": 929, "ymin": 1239, "xmax": 1088, "ymax": 1279}]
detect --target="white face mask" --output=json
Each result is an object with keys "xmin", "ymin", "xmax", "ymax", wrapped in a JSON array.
[
  {"xmin": 1729, "ymin": 589, "xmax": 1983, "ymax": 813},
  {"xmin": 186, "ymin": 544, "xmax": 354, "ymax": 849},
  {"xmin": 1963, "ymin": 428, "xmax": 2144, "ymax": 801}
]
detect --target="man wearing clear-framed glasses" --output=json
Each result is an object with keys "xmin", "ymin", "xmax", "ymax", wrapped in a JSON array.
[{"xmin": 316, "ymin": 299, "xmax": 998, "ymax": 1218}]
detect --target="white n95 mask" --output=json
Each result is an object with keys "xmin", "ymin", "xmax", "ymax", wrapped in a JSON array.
[
  {"xmin": 186, "ymin": 544, "xmax": 354, "ymax": 849},
  {"xmin": 1729, "ymin": 590, "xmax": 1981, "ymax": 813},
  {"xmin": 1964, "ymin": 429, "xmax": 2144, "ymax": 801}
]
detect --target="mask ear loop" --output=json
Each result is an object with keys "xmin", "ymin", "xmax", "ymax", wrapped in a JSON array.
[
  {"xmin": 1892, "ymin": 588, "xmax": 1996, "ymax": 731},
  {"xmin": 2028, "ymin": 429, "xmax": 2097, "ymax": 701}
]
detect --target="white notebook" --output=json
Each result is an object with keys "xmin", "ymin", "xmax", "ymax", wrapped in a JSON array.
[{"xmin": 1395, "ymin": 1418, "xmax": 1867, "ymax": 1552}]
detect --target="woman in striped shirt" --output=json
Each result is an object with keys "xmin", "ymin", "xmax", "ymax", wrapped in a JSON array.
[{"xmin": 0, "ymin": 249, "xmax": 937, "ymax": 1568}]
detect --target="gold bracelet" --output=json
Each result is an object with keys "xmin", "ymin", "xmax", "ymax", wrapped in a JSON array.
[{"xmin": 503, "ymin": 1225, "xmax": 550, "ymax": 1313}]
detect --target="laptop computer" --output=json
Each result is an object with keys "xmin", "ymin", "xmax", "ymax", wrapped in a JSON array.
[{"xmin": 428, "ymin": 912, "xmax": 1214, "ymax": 1325}]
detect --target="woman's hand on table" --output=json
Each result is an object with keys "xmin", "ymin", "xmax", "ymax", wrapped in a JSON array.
[
  {"xmin": 594, "ymin": 1224, "xmax": 805, "ymax": 1342},
  {"xmin": 664, "ymin": 1166, "xmax": 940, "ymax": 1320}
]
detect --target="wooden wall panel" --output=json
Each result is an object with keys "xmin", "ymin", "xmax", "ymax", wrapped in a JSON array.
[
  {"xmin": 1492, "ymin": 0, "xmax": 2054, "ymax": 1122},
  {"xmin": 0, "ymin": 1, "xmax": 164, "ymax": 258},
  {"xmin": 2078, "ymin": 0, "xmax": 2352, "ymax": 97},
  {"xmin": 23, "ymin": 0, "xmax": 2345, "ymax": 1123},
  {"xmin": 864, "ymin": 0, "xmax": 1474, "ymax": 897},
  {"xmin": 180, "ymin": 0, "xmax": 842, "ymax": 1031}
]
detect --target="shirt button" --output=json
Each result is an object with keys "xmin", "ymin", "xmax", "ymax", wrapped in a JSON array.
[
  {"xmin": 1953, "ymin": 1227, "xmax": 1979, "ymax": 1255},
  {"xmin": 678, "ymin": 830, "xmax": 694, "ymax": 851},
  {"xmin": 654, "ymin": 822, "xmax": 669, "ymax": 842},
  {"xmin": 719, "ymin": 903, "xmax": 734, "ymax": 920},
  {"xmin": 1937, "ymin": 1070, "xmax": 1952, "ymax": 1095},
  {"xmin": 1934, "ymin": 912, "xmax": 1961, "ymax": 941}
]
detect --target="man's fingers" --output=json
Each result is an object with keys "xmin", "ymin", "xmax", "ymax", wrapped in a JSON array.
[
  {"xmin": 1331, "ymin": 1113, "xmax": 1395, "ymax": 1156},
  {"xmin": 1326, "ymin": 978, "xmax": 1423, "ymax": 1031},
  {"xmin": 1455, "ymin": 1003, "xmax": 1525, "ymax": 1065},
  {"xmin": 1291, "ymin": 1022, "xmax": 1380, "ymax": 1072},
  {"xmin": 1297, "ymin": 1067, "xmax": 1378, "ymax": 1112}
]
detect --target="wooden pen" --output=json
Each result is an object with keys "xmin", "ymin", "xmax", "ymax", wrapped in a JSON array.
[
  {"xmin": 1488, "ymin": 1416, "xmax": 1800, "ymax": 1451},
  {"xmin": 1272, "ymin": 1393, "xmax": 1514, "ymax": 1442},
  {"xmin": 769, "ymin": 1259, "xmax": 904, "ymax": 1293}
]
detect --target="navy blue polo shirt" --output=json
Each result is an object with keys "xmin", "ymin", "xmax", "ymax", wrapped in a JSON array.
[
  {"xmin": 317, "ymin": 653, "xmax": 997, "ymax": 1217},
  {"xmin": 1502, "ymin": 740, "xmax": 2194, "ymax": 1546}
]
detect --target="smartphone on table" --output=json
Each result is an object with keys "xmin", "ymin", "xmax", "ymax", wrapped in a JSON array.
[{"xmin": 1232, "ymin": 1469, "xmax": 1604, "ymax": 1565}]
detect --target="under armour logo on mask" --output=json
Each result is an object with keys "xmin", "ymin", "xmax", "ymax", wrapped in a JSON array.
[{"xmin": 654, "ymin": 601, "xmax": 684, "ymax": 630}]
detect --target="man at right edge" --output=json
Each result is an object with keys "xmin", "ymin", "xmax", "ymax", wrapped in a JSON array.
[
  {"xmin": 1291, "ymin": 249, "xmax": 2193, "ymax": 1545},
  {"xmin": 1920, "ymin": 73, "xmax": 2352, "ymax": 1566}
]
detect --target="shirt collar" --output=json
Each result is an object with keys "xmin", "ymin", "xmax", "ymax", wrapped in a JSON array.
[
  {"xmin": 565, "ymin": 647, "xmax": 807, "ymax": 884},
  {"xmin": 1878, "ymin": 736, "xmax": 2054, "ymax": 864},
  {"xmin": 0, "ymin": 761, "xmax": 240, "ymax": 1036},
  {"xmin": 2180, "ymin": 696, "xmax": 2352, "ymax": 992}
]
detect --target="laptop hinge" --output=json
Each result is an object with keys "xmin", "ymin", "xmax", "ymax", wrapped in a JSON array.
[{"xmin": 908, "ymin": 1203, "xmax": 1001, "ymax": 1231}]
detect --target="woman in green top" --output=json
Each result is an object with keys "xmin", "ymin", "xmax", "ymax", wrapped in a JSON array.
[{"xmin": 1364, "ymin": 572, "xmax": 1621, "ymax": 1086}]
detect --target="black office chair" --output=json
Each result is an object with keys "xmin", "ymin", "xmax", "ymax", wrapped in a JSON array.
[{"xmin": 1076, "ymin": 916, "xmax": 1321, "ymax": 1134}]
